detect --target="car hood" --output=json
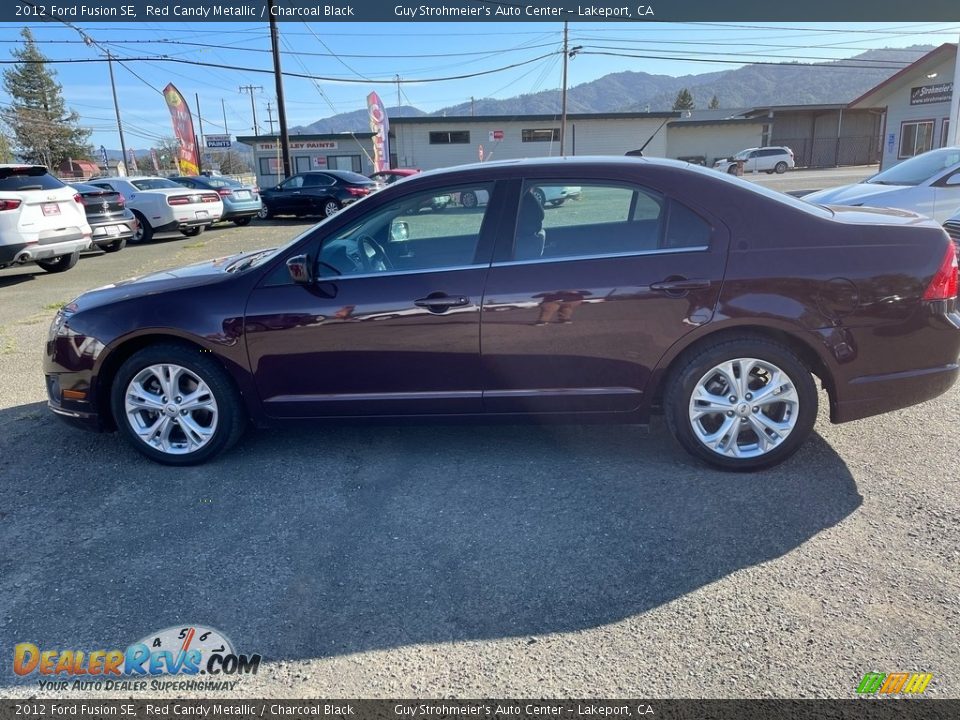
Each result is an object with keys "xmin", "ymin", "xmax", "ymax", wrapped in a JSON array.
[
  {"xmin": 69, "ymin": 251, "xmax": 266, "ymax": 311},
  {"xmin": 803, "ymin": 182, "xmax": 911, "ymax": 206}
]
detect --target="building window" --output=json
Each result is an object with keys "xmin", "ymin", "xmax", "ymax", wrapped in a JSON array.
[
  {"xmin": 943, "ymin": 119, "xmax": 951, "ymax": 148},
  {"xmin": 259, "ymin": 157, "xmax": 281, "ymax": 176},
  {"xmin": 899, "ymin": 120, "xmax": 935, "ymax": 158},
  {"xmin": 522, "ymin": 129, "xmax": 560, "ymax": 143},
  {"xmin": 429, "ymin": 131, "xmax": 470, "ymax": 145}
]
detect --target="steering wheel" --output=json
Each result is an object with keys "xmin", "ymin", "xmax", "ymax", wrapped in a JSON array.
[{"xmin": 357, "ymin": 235, "xmax": 393, "ymax": 273}]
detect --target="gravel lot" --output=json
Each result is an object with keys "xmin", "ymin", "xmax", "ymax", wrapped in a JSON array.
[{"xmin": 1, "ymin": 172, "xmax": 958, "ymax": 699}]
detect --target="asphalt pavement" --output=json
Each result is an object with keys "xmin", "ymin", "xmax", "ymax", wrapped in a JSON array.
[{"xmin": 0, "ymin": 173, "xmax": 958, "ymax": 698}]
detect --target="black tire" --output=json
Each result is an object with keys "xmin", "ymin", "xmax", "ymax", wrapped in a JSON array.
[
  {"xmin": 775, "ymin": 161, "xmax": 788, "ymax": 174},
  {"xmin": 532, "ymin": 188, "xmax": 546, "ymax": 206},
  {"xmin": 549, "ymin": 199, "xmax": 565, "ymax": 207},
  {"xmin": 101, "ymin": 237, "xmax": 127, "ymax": 253},
  {"xmin": 320, "ymin": 199, "xmax": 341, "ymax": 218},
  {"xmin": 110, "ymin": 343, "xmax": 246, "ymax": 466},
  {"xmin": 132, "ymin": 211, "xmax": 153, "ymax": 243},
  {"xmin": 460, "ymin": 191, "xmax": 478, "ymax": 208},
  {"xmin": 233, "ymin": 216, "xmax": 252, "ymax": 226},
  {"xmin": 36, "ymin": 250, "xmax": 79, "ymax": 273},
  {"xmin": 257, "ymin": 204, "xmax": 272, "ymax": 220},
  {"xmin": 726, "ymin": 165, "xmax": 738, "ymax": 175},
  {"xmin": 182, "ymin": 226, "xmax": 204, "ymax": 237},
  {"xmin": 664, "ymin": 337, "xmax": 817, "ymax": 472}
]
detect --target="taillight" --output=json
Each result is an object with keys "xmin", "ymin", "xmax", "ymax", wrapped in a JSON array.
[
  {"xmin": 73, "ymin": 193, "xmax": 83, "ymax": 204},
  {"xmin": 117, "ymin": 195, "xmax": 125, "ymax": 207},
  {"xmin": 218, "ymin": 188, "xmax": 232, "ymax": 197},
  {"xmin": 346, "ymin": 187, "xmax": 370, "ymax": 197},
  {"xmin": 0, "ymin": 199, "xmax": 21, "ymax": 211},
  {"xmin": 167, "ymin": 196, "xmax": 189, "ymax": 206},
  {"xmin": 923, "ymin": 242, "xmax": 959, "ymax": 301}
]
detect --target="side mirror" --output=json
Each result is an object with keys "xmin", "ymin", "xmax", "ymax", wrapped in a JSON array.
[
  {"xmin": 390, "ymin": 220, "xmax": 409, "ymax": 242},
  {"xmin": 286, "ymin": 254, "xmax": 313, "ymax": 284}
]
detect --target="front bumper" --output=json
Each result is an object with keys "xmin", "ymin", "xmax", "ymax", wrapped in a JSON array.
[{"xmin": 45, "ymin": 373, "xmax": 106, "ymax": 432}]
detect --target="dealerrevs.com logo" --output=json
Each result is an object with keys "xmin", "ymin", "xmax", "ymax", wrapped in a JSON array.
[{"xmin": 13, "ymin": 626, "xmax": 261, "ymax": 692}]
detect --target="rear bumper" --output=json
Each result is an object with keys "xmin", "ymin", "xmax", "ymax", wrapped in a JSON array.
[
  {"xmin": 0, "ymin": 236, "xmax": 91, "ymax": 266},
  {"xmin": 832, "ymin": 363, "xmax": 959, "ymax": 423},
  {"xmin": 90, "ymin": 218, "xmax": 137, "ymax": 247}
]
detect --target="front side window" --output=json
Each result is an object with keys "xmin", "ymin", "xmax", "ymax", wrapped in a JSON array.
[
  {"xmin": 511, "ymin": 181, "xmax": 711, "ymax": 262},
  {"xmin": 318, "ymin": 183, "xmax": 494, "ymax": 277},
  {"xmin": 279, "ymin": 176, "xmax": 304, "ymax": 190},
  {"xmin": 899, "ymin": 120, "xmax": 936, "ymax": 159}
]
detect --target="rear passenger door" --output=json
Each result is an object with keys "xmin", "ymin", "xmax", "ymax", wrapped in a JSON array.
[{"xmin": 479, "ymin": 179, "xmax": 728, "ymax": 414}]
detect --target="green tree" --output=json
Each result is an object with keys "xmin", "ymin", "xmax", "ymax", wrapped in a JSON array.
[
  {"xmin": 1, "ymin": 28, "xmax": 92, "ymax": 168},
  {"xmin": 708, "ymin": 95, "xmax": 720, "ymax": 110},
  {"xmin": 672, "ymin": 88, "xmax": 695, "ymax": 111}
]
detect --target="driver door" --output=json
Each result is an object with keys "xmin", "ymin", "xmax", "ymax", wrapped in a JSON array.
[{"xmin": 244, "ymin": 181, "xmax": 500, "ymax": 418}]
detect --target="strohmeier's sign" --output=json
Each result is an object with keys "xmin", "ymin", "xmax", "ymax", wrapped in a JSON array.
[
  {"xmin": 255, "ymin": 141, "xmax": 338, "ymax": 151},
  {"xmin": 909, "ymin": 82, "xmax": 953, "ymax": 105}
]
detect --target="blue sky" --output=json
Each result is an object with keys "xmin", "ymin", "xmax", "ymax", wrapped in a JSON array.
[{"xmin": 1, "ymin": 20, "xmax": 958, "ymax": 152}]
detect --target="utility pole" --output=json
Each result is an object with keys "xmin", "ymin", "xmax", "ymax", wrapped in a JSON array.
[
  {"xmin": 395, "ymin": 74, "xmax": 402, "ymax": 116},
  {"xmin": 560, "ymin": 22, "xmax": 569, "ymax": 156},
  {"xmin": 239, "ymin": 85, "xmax": 262, "ymax": 136},
  {"xmin": 265, "ymin": 102, "xmax": 276, "ymax": 135},
  {"xmin": 267, "ymin": 0, "xmax": 292, "ymax": 178},
  {"xmin": 221, "ymin": 98, "xmax": 229, "ymax": 136},
  {"xmin": 106, "ymin": 51, "xmax": 129, "ymax": 176},
  {"xmin": 559, "ymin": 25, "xmax": 582, "ymax": 157},
  {"xmin": 194, "ymin": 93, "xmax": 205, "ymax": 175}
]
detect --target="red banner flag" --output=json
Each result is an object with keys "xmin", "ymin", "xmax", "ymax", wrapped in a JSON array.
[
  {"xmin": 367, "ymin": 92, "xmax": 390, "ymax": 173},
  {"xmin": 163, "ymin": 83, "xmax": 199, "ymax": 176}
]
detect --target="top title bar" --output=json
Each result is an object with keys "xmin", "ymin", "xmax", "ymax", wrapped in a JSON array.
[{"xmin": 4, "ymin": 0, "xmax": 960, "ymax": 23}]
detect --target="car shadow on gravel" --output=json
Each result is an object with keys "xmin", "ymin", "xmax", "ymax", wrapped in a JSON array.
[{"xmin": 0, "ymin": 402, "xmax": 860, "ymax": 672}]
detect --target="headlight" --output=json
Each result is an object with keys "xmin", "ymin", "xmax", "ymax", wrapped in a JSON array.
[{"xmin": 48, "ymin": 309, "xmax": 68, "ymax": 342}]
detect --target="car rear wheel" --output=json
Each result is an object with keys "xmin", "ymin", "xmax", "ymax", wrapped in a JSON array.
[
  {"xmin": 36, "ymin": 250, "xmax": 79, "ymax": 273},
  {"xmin": 460, "ymin": 191, "xmax": 478, "ymax": 208},
  {"xmin": 101, "ymin": 237, "xmax": 126, "ymax": 253},
  {"xmin": 111, "ymin": 344, "xmax": 246, "ymax": 466},
  {"xmin": 664, "ymin": 338, "xmax": 817, "ymax": 471},
  {"xmin": 775, "ymin": 161, "xmax": 788, "ymax": 174},
  {"xmin": 233, "ymin": 217, "xmax": 253, "ymax": 226},
  {"xmin": 182, "ymin": 226, "xmax": 204, "ymax": 237},
  {"xmin": 726, "ymin": 165, "xmax": 738, "ymax": 175},
  {"xmin": 321, "ymin": 199, "xmax": 341, "ymax": 218},
  {"xmin": 532, "ymin": 188, "xmax": 547, "ymax": 206},
  {"xmin": 257, "ymin": 204, "xmax": 272, "ymax": 220},
  {"xmin": 131, "ymin": 211, "xmax": 153, "ymax": 242}
]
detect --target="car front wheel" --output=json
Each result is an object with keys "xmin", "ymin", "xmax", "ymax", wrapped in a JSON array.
[
  {"xmin": 36, "ymin": 250, "xmax": 79, "ymax": 273},
  {"xmin": 257, "ymin": 204, "xmax": 272, "ymax": 220},
  {"xmin": 111, "ymin": 344, "xmax": 246, "ymax": 465},
  {"xmin": 664, "ymin": 338, "xmax": 817, "ymax": 471},
  {"xmin": 182, "ymin": 226, "xmax": 204, "ymax": 237}
]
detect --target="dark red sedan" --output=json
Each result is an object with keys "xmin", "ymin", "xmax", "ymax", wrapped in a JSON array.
[{"xmin": 44, "ymin": 157, "xmax": 960, "ymax": 471}]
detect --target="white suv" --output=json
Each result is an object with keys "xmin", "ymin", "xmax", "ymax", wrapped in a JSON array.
[
  {"xmin": 714, "ymin": 147, "xmax": 795, "ymax": 175},
  {"xmin": 0, "ymin": 164, "xmax": 92, "ymax": 273},
  {"xmin": 86, "ymin": 176, "xmax": 223, "ymax": 242}
]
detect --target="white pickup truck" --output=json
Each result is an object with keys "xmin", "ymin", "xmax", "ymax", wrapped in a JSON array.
[{"xmin": 86, "ymin": 176, "xmax": 223, "ymax": 242}]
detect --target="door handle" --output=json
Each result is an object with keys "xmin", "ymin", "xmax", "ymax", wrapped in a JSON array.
[
  {"xmin": 650, "ymin": 278, "xmax": 711, "ymax": 293},
  {"xmin": 414, "ymin": 294, "xmax": 470, "ymax": 311}
]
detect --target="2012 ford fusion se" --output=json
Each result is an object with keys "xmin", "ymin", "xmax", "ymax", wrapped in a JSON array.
[{"xmin": 44, "ymin": 157, "xmax": 960, "ymax": 471}]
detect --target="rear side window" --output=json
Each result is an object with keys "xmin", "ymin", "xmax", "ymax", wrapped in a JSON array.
[
  {"xmin": 664, "ymin": 201, "xmax": 712, "ymax": 249},
  {"xmin": 0, "ymin": 167, "xmax": 64, "ymax": 191}
]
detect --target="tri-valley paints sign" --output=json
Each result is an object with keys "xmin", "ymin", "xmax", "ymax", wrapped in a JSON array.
[
  {"xmin": 909, "ymin": 82, "xmax": 953, "ymax": 106},
  {"xmin": 255, "ymin": 141, "xmax": 339, "ymax": 151}
]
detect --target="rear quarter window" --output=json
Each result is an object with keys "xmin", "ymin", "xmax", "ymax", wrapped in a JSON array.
[{"xmin": 0, "ymin": 168, "xmax": 65, "ymax": 192}]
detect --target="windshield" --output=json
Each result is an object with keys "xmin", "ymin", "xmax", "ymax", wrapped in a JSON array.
[
  {"xmin": 132, "ymin": 178, "xmax": 181, "ymax": 190},
  {"xmin": 734, "ymin": 150, "xmax": 752, "ymax": 160},
  {"xmin": 865, "ymin": 147, "xmax": 960, "ymax": 187}
]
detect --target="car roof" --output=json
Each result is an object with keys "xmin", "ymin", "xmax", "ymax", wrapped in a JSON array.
[{"xmin": 0, "ymin": 163, "xmax": 48, "ymax": 170}]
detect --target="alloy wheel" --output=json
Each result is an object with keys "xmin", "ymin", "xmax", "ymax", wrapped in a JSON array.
[
  {"xmin": 124, "ymin": 363, "xmax": 219, "ymax": 455},
  {"xmin": 687, "ymin": 357, "xmax": 800, "ymax": 459}
]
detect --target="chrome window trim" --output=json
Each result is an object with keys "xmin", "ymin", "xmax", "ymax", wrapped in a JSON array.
[
  {"xmin": 316, "ymin": 263, "xmax": 486, "ymax": 282},
  {"xmin": 491, "ymin": 246, "xmax": 708, "ymax": 268}
]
